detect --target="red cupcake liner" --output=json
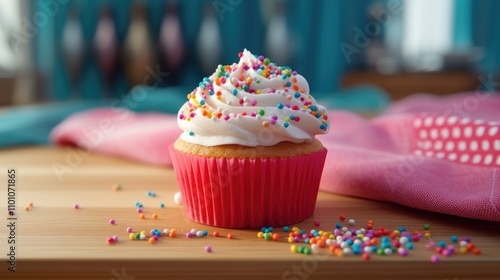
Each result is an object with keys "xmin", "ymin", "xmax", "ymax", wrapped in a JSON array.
[{"xmin": 169, "ymin": 145, "xmax": 327, "ymax": 228}]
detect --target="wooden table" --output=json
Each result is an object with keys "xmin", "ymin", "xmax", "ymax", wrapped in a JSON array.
[{"xmin": 1, "ymin": 146, "xmax": 499, "ymax": 280}]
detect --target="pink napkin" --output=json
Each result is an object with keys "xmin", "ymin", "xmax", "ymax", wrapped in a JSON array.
[{"xmin": 50, "ymin": 92, "xmax": 500, "ymax": 221}]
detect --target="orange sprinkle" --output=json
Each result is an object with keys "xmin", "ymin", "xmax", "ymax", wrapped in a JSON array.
[
  {"xmin": 292, "ymin": 77, "xmax": 297, "ymax": 83},
  {"xmin": 215, "ymin": 78, "xmax": 221, "ymax": 86},
  {"xmin": 317, "ymin": 239, "xmax": 326, "ymax": 248},
  {"xmin": 309, "ymin": 237, "xmax": 317, "ymax": 244},
  {"xmin": 328, "ymin": 245, "xmax": 336, "ymax": 253},
  {"xmin": 262, "ymin": 121, "xmax": 270, "ymax": 127},
  {"xmin": 169, "ymin": 229, "xmax": 176, "ymax": 238},
  {"xmin": 293, "ymin": 85, "xmax": 299, "ymax": 91},
  {"xmin": 152, "ymin": 213, "xmax": 158, "ymax": 219},
  {"xmin": 272, "ymin": 233, "xmax": 279, "ymax": 241},
  {"xmin": 139, "ymin": 214, "xmax": 145, "ymax": 219}
]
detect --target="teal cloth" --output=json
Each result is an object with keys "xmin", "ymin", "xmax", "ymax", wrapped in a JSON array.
[{"xmin": 0, "ymin": 86, "xmax": 389, "ymax": 147}]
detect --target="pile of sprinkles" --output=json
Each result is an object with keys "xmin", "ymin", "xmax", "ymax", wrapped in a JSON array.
[
  {"xmin": 178, "ymin": 50, "xmax": 329, "ymax": 134},
  {"xmin": 257, "ymin": 217, "xmax": 481, "ymax": 262}
]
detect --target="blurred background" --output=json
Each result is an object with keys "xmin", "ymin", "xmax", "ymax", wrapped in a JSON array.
[{"xmin": 0, "ymin": 0, "xmax": 499, "ymax": 111}]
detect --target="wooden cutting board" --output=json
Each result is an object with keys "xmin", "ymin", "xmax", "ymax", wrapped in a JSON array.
[{"xmin": 1, "ymin": 146, "xmax": 499, "ymax": 280}]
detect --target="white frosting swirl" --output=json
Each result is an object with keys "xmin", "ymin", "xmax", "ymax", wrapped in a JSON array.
[{"xmin": 177, "ymin": 49, "xmax": 329, "ymax": 146}]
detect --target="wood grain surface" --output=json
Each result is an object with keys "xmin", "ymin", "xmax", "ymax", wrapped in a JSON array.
[{"xmin": 1, "ymin": 146, "xmax": 499, "ymax": 280}]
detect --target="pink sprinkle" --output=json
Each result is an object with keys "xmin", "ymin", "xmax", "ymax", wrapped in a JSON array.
[
  {"xmin": 294, "ymin": 116, "xmax": 301, "ymax": 122},
  {"xmin": 239, "ymin": 99, "xmax": 244, "ymax": 105},
  {"xmin": 314, "ymin": 221, "xmax": 320, "ymax": 227},
  {"xmin": 250, "ymin": 112, "xmax": 257, "ymax": 117},
  {"xmin": 292, "ymin": 71, "xmax": 297, "ymax": 75},
  {"xmin": 292, "ymin": 105, "xmax": 299, "ymax": 110},
  {"xmin": 137, "ymin": 208, "xmax": 143, "ymax": 213},
  {"xmin": 126, "ymin": 227, "xmax": 133, "ymax": 233},
  {"xmin": 270, "ymin": 120, "xmax": 276, "ymax": 125},
  {"xmin": 252, "ymin": 100, "xmax": 257, "ymax": 106},
  {"xmin": 179, "ymin": 114, "xmax": 185, "ymax": 120},
  {"xmin": 112, "ymin": 235, "xmax": 119, "ymax": 242},
  {"xmin": 109, "ymin": 219, "xmax": 116, "ymax": 225},
  {"xmin": 271, "ymin": 115, "xmax": 278, "ymax": 120},
  {"xmin": 224, "ymin": 115, "xmax": 230, "ymax": 121},
  {"xmin": 431, "ymin": 254, "xmax": 440, "ymax": 263},
  {"xmin": 186, "ymin": 232, "xmax": 194, "ymax": 238},
  {"xmin": 74, "ymin": 204, "xmax": 79, "ymax": 209},
  {"xmin": 190, "ymin": 112, "xmax": 195, "ymax": 118},
  {"xmin": 221, "ymin": 77, "xmax": 226, "ymax": 83},
  {"xmin": 153, "ymin": 235, "xmax": 159, "ymax": 241},
  {"xmin": 205, "ymin": 245, "xmax": 212, "ymax": 253},
  {"xmin": 235, "ymin": 82, "xmax": 239, "ymax": 87}
]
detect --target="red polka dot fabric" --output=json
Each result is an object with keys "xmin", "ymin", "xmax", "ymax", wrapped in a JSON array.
[
  {"xmin": 413, "ymin": 115, "xmax": 500, "ymax": 166},
  {"xmin": 318, "ymin": 92, "xmax": 500, "ymax": 222}
]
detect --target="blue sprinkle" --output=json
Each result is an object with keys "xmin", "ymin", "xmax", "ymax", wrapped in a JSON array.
[
  {"xmin": 299, "ymin": 229, "xmax": 304, "ymax": 235},
  {"xmin": 294, "ymin": 92, "xmax": 301, "ymax": 98},
  {"xmin": 277, "ymin": 103, "xmax": 284, "ymax": 109},
  {"xmin": 283, "ymin": 226, "xmax": 289, "ymax": 232},
  {"xmin": 284, "ymin": 122, "xmax": 289, "ymax": 128},
  {"xmin": 202, "ymin": 230, "xmax": 208, "ymax": 236},
  {"xmin": 233, "ymin": 89, "xmax": 238, "ymax": 96},
  {"xmin": 346, "ymin": 239, "xmax": 353, "ymax": 246},
  {"xmin": 290, "ymin": 114, "xmax": 295, "ymax": 120},
  {"xmin": 209, "ymin": 90, "xmax": 214, "ymax": 96},
  {"xmin": 437, "ymin": 241, "xmax": 446, "ymax": 248},
  {"xmin": 335, "ymin": 222, "xmax": 342, "ymax": 229},
  {"xmin": 189, "ymin": 131, "xmax": 194, "ymax": 136},
  {"xmin": 200, "ymin": 100, "xmax": 205, "ymax": 105},
  {"xmin": 310, "ymin": 105, "xmax": 317, "ymax": 111},
  {"xmin": 159, "ymin": 203, "xmax": 165, "ymax": 208},
  {"xmin": 320, "ymin": 124, "xmax": 327, "ymax": 129},
  {"xmin": 397, "ymin": 226, "xmax": 406, "ymax": 232},
  {"xmin": 304, "ymin": 238, "xmax": 310, "ymax": 244},
  {"xmin": 286, "ymin": 82, "xmax": 291, "ymax": 87},
  {"xmin": 451, "ymin": 235, "xmax": 458, "ymax": 243},
  {"xmin": 261, "ymin": 227, "xmax": 267, "ymax": 232},
  {"xmin": 406, "ymin": 243, "xmax": 414, "ymax": 250},
  {"xmin": 282, "ymin": 74, "xmax": 287, "ymax": 79}
]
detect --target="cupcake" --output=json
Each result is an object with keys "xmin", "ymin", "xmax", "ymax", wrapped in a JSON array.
[{"xmin": 169, "ymin": 49, "xmax": 329, "ymax": 228}]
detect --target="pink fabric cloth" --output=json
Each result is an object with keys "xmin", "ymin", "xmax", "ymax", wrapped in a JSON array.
[{"xmin": 50, "ymin": 92, "xmax": 500, "ymax": 221}]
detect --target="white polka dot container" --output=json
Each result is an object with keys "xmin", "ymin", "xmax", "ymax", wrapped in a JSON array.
[{"xmin": 412, "ymin": 114, "xmax": 500, "ymax": 166}]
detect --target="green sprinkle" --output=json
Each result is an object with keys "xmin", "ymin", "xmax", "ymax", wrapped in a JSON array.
[
  {"xmin": 423, "ymin": 224, "xmax": 430, "ymax": 230},
  {"xmin": 264, "ymin": 58, "xmax": 271, "ymax": 65},
  {"xmin": 377, "ymin": 248, "xmax": 385, "ymax": 255},
  {"xmin": 298, "ymin": 246, "xmax": 305, "ymax": 254},
  {"xmin": 258, "ymin": 109, "xmax": 265, "ymax": 116},
  {"xmin": 264, "ymin": 233, "xmax": 271, "ymax": 240},
  {"xmin": 303, "ymin": 248, "xmax": 311, "ymax": 255}
]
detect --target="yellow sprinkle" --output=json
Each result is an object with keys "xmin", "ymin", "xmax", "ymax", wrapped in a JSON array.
[
  {"xmin": 129, "ymin": 233, "xmax": 135, "ymax": 240},
  {"xmin": 288, "ymin": 236, "xmax": 294, "ymax": 243},
  {"xmin": 257, "ymin": 232, "xmax": 264, "ymax": 238},
  {"xmin": 424, "ymin": 232, "xmax": 431, "ymax": 238},
  {"xmin": 329, "ymin": 234, "xmax": 335, "ymax": 239},
  {"xmin": 186, "ymin": 117, "xmax": 191, "ymax": 121},
  {"xmin": 292, "ymin": 227, "xmax": 300, "ymax": 232},
  {"xmin": 285, "ymin": 118, "xmax": 291, "ymax": 122},
  {"xmin": 256, "ymin": 90, "xmax": 262, "ymax": 94},
  {"xmin": 290, "ymin": 245, "xmax": 298, "ymax": 253}
]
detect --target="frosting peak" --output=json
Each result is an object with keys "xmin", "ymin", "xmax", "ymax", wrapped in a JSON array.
[{"xmin": 177, "ymin": 49, "xmax": 329, "ymax": 146}]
